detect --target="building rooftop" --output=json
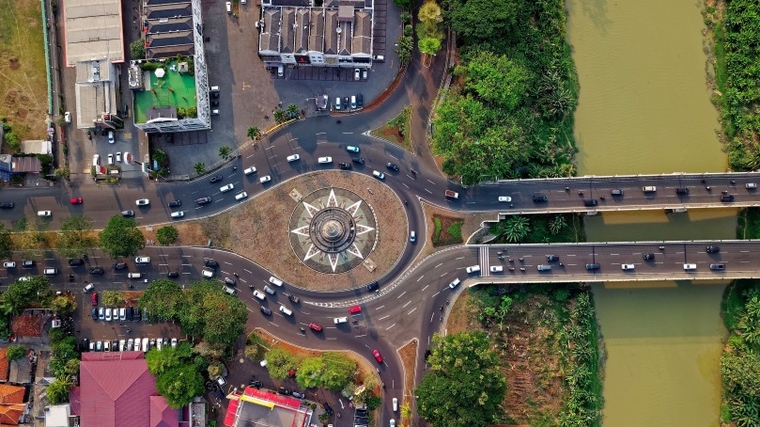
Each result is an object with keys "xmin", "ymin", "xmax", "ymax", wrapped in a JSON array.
[
  {"xmin": 223, "ymin": 387, "xmax": 311, "ymax": 427},
  {"xmin": 0, "ymin": 349, "xmax": 9, "ymax": 383},
  {"xmin": 11, "ymin": 315, "xmax": 41, "ymax": 338},
  {"xmin": 144, "ymin": 0, "xmax": 195, "ymax": 59},
  {"xmin": 62, "ymin": 0, "xmax": 124, "ymax": 66},
  {"xmin": 134, "ymin": 60, "xmax": 197, "ymax": 124}
]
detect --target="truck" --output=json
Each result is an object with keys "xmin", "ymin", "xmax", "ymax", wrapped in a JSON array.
[{"xmin": 444, "ymin": 190, "xmax": 459, "ymax": 199}]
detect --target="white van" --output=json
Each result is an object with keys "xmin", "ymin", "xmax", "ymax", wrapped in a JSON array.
[
  {"xmin": 277, "ymin": 64, "xmax": 284, "ymax": 77},
  {"xmin": 683, "ymin": 263, "xmax": 697, "ymax": 271},
  {"xmin": 392, "ymin": 397, "xmax": 398, "ymax": 412},
  {"xmin": 253, "ymin": 290, "xmax": 266, "ymax": 301},
  {"xmin": 279, "ymin": 305, "xmax": 293, "ymax": 316},
  {"xmin": 334, "ymin": 317, "xmax": 348, "ymax": 324},
  {"xmin": 268, "ymin": 276, "xmax": 283, "ymax": 287},
  {"xmin": 225, "ymin": 1, "xmax": 231, "ymax": 13},
  {"xmin": 202, "ymin": 268, "xmax": 215, "ymax": 278},
  {"xmin": 642, "ymin": 186, "xmax": 657, "ymax": 193},
  {"xmin": 127, "ymin": 272, "xmax": 141, "ymax": 279},
  {"xmin": 44, "ymin": 268, "xmax": 58, "ymax": 275},
  {"xmin": 264, "ymin": 285, "xmax": 275, "ymax": 295}
]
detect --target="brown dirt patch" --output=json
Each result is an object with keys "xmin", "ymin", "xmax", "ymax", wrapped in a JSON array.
[
  {"xmin": 418, "ymin": 202, "xmax": 495, "ymax": 258},
  {"xmin": 445, "ymin": 291, "xmax": 473, "ymax": 335},
  {"xmin": 432, "ymin": 214, "xmax": 463, "ymax": 247},
  {"xmin": 397, "ymin": 339, "xmax": 417, "ymax": 425},
  {"xmin": 173, "ymin": 171, "xmax": 407, "ymax": 291}
]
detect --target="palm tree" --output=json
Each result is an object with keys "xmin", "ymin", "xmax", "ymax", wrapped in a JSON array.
[
  {"xmin": 499, "ymin": 216, "xmax": 530, "ymax": 243},
  {"xmin": 194, "ymin": 162, "xmax": 205, "ymax": 175},
  {"xmin": 286, "ymin": 103, "xmax": 299, "ymax": 119},
  {"xmin": 218, "ymin": 146, "xmax": 231, "ymax": 160},
  {"xmin": 247, "ymin": 126, "xmax": 261, "ymax": 140},
  {"xmin": 549, "ymin": 215, "xmax": 567, "ymax": 235}
]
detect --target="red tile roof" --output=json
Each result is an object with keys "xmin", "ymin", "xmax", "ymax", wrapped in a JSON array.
[
  {"xmin": 78, "ymin": 351, "xmax": 178, "ymax": 427},
  {"xmin": 0, "ymin": 349, "xmax": 9, "ymax": 382},
  {"xmin": 0, "ymin": 386, "xmax": 24, "ymax": 404},
  {"xmin": 0, "ymin": 404, "xmax": 25, "ymax": 425},
  {"xmin": 10, "ymin": 316, "xmax": 41, "ymax": 338}
]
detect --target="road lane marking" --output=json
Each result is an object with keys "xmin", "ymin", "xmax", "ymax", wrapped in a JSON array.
[
  {"xmin": 425, "ymin": 188, "xmax": 433, "ymax": 194},
  {"xmin": 315, "ymin": 132, "xmax": 326, "ymax": 136},
  {"xmin": 397, "ymin": 291, "xmax": 407, "ymax": 299},
  {"xmin": 342, "ymin": 132, "xmax": 354, "ymax": 135},
  {"xmin": 421, "ymin": 284, "xmax": 429, "ymax": 292},
  {"xmin": 386, "ymin": 324, "xmax": 396, "ymax": 330},
  {"xmin": 244, "ymin": 269, "xmax": 252, "ymax": 274},
  {"xmin": 434, "ymin": 263, "xmax": 443, "ymax": 269},
  {"xmin": 417, "ymin": 276, "xmax": 425, "ymax": 282},
  {"xmin": 355, "ymin": 334, "xmax": 367, "ymax": 338},
  {"xmin": 455, "ymin": 256, "xmax": 465, "ymax": 260},
  {"xmin": 427, "ymin": 179, "xmax": 436, "ymax": 185},
  {"xmin": 402, "ymin": 182, "xmax": 409, "ymax": 189},
  {"xmin": 432, "ymin": 291, "xmax": 440, "ymax": 297},
  {"xmin": 402, "ymin": 301, "xmax": 411, "ymax": 309},
  {"xmin": 326, "ymin": 337, "xmax": 337, "ymax": 340},
  {"xmin": 430, "ymin": 313, "xmax": 434, "ymax": 322},
  {"xmin": 224, "ymin": 261, "xmax": 233, "ymax": 265},
  {"xmin": 440, "ymin": 272, "xmax": 449, "ymax": 277},
  {"xmin": 407, "ymin": 307, "xmax": 417, "ymax": 315},
  {"xmin": 376, "ymin": 305, "xmax": 385, "ymax": 310},
  {"xmin": 378, "ymin": 315, "xmax": 390, "ymax": 321}
]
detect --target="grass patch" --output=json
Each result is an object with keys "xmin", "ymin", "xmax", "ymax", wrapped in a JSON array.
[
  {"xmin": 431, "ymin": 215, "xmax": 463, "ymax": 247},
  {"xmin": 737, "ymin": 207, "xmax": 760, "ymax": 239},
  {"xmin": 370, "ymin": 106, "xmax": 411, "ymax": 151},
  {"xmin": 0, "ymin": 0, "xmax": 49, "ymax": 140},
  {"xmin": 490, "ymin": 213, "xmax": 585, "ymax": 244}
]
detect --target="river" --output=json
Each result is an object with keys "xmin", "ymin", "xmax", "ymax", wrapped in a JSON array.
[{"xmin": 566, "ymin": 0, "xmax": 732, "ymax": 425}]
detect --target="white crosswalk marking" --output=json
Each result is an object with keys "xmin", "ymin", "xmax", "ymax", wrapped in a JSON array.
[{"xmin": 479, "ymin": 247, "xmax": 490, "ymax": 277}]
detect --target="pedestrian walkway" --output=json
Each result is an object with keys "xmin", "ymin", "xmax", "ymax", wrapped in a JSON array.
[{"xmin": 479, "ymin": 246, "xmax": 490, "ymax": 277}]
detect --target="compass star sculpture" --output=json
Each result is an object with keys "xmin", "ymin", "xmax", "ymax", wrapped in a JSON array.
[{"xmin": 289, "ymin": 188, "xmax": 378, "ymax": 273}]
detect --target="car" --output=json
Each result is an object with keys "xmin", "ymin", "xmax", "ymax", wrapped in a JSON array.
[
  {"xmin": 643, "ymin": 253, "xmax": 654, "ymax": 261},
  {"xmin": 0, "ymin": 202, "xmax": 14, "ymax": 209},
  {"xmin": 346, "ymin": 145, "xmax": 360, "ymax": 153},
  {"xmin": 286, "ymin": 154, "xmax": 300, "ymax": 162},
  {"xmin": 220, "ymin": 183, "xmax": 234, "ymax": 193},
  {"xmin": 490, "ymin": 265, "xmax": 504, "ymax": 273},
  {"xmin": 121, "ymin": 210, "xmax": 135, "ymax": 217},
  {"xmin": 343, "ymin": 96, "xmax": 349, "ymax": 108},
  {"xmin": 127, "ymin": 339, "xmax": 134, "ymax": 351},
  {"xmin": 64, "ymin": 111, "xmax": 71, "ymax": 123},
  {"xmin": 390, "ymin": 419, "xmax": 396, "ymax": 427},
  {"xmin": 537, "ymin": 264, "xmax": 552, "ymax": 272},
  {"xmin": 244, "ymin": 166, "xmax": 257, "ymax": 175},
  {"xmin": 91, "ymin": 293, "xmax": 98, "ymax": 305},
  {"xmin": 547, "ymin": 255, "xmax": 559, "ymax": 262},
  {"xmin": 532, "ymin": 194, "xmax": 548, "ymax": 202},
  {"xmin": 642, "ymin": 186, "xmax": 657, "ymax": 192},
  {"xmin": 170, "ymin": 211, "xmax": 184, "ymax": 219},
  {"xmin": 70, "ymin": 197, "xmax": 83, "ymax": 204},
  {"xmin": 127, "ymin": 272, "xmax": 142, "ymax": 279},
  {"xmin": 3, "ymin": 261, "xmax": 15, "ymax": 268},
  {"xmin": 710, "ymin": 263, "xmax": 726, "ymax": 271},
  {"xmin": 372, "ymin": 349, "xmax": 383, "ymax": 363},
  {"xmin": 21, "ymin": 260, "xmax": 34, "ymax": 267},
  {"xmin": 96, "ymin": 341, "xmax": 103, "ymax": 352},
  {"xmin": 334, "ymin": 97, "xmax": 342, "ymax": 111},
  {"xmin": 583, "ymin": 199, "xmax": 598, "ymax": 207},
  {"xmin": 134, "ymin": 309, "xmax": 142, "ymax": 322},
  {"xmin": 287, "ymin": 293, "xmax": 300, "ymax": 304},
  {"xmin": 316, "ymin": 94, "xmax": 329, "ymax": 110},
  {"xmin": 90, "ymin": 268, "xmax": 104, "ymax": 275},
  {"xmin": 334, "ymin": 317, "xmax": 348, "ymax": 324},
  {"xmin": 357, "ymin": 93, "xmax": 364, "ymax": 107},
  {"xmin": 136, "ymin": 199, "xmax": 150, "ymax": 206},
  {"xmin": 676, "ymin": 187, "xmax": 689, "ymax": 195},
  {"xmin": 253, "ymin": 290, "xmax": 266, "ymax": 301},
  {"xmin": 351, "ymin": 157, "xmax": 365, "ymax": 165},
  {"xmin": 143, "ymin": 338, "xmax": 150, "ymax": 351},
  {"xmin": 339, "ymin": 162, "xmax": 351, "ymax": 170},
  {"xmin": 465, "ymin": 265, "xmax": 480, "ymax": 274},
  {"xmin": 114, "ymin": 262, "xmax": 127, "ymax": 270},
  {"xmin": 107, "ymin": 131, "xmax": 115, "ymax": 144},
  {"xmin": 98, "ymin": 307, "xmax": 105, "ymax": 320},
  {"xmin": 123, "ymin": 151, "xmax": 130, "ymax": 164},
  {"xmin": 348, "ymin": 306, "xmax": 362, "ymax": 314},
  {"xmin": 107, "ymin": 154, "xmax": 114, "ymax": 165},
  {"xmin": 224, "ymin": 277, "xmax": 237, "ymax": 286},
  {"xmin": 323, "ymin": 403, "xmax": 334, "ymax": 416},
  {"xmin": 392, "ymin": 397, "xmax": 398, "ymax": 412},
  {"xmin": 81, "ymin": 338, "xmax": 90, "ymax": 352},
  {"xmin": 449, "ymin": 278, "xmax": 461, "ymax": 289},
  {"xmin": 721, "ymin": 194, "xmax": 735, "ymax": 202},
  {"xmin": 204, "ymin": 258, "xmax": 219, "ymax": 268},
  {"xmin": 167, "ymin": 271, "xmax": 179, "ymax": 278},
  {"xmin": 269, "ymin": 276, "xmax": 284, "ymax": 286},
  {"xmin": 134, "ymin": 339, "xmax": 141, "ymax": 352},
  {"xmin": 684, "ymin": 263, "xmax": 697, "ymax": 271},
  {"xmin": 120, "ymin": 339, "xmax": 126, "ymax": 351},
  {"xmin": 116, "ymin": 152, "xmax": 122, "ymax": 163},
  {"xmin": 105, "ymin": 308, "xmax": 112, "ymax": 321},
  {"xmin": 44, "ymin": 267, "xmax": 59, "ymax": 275},
  {"xmin": 196, "ymin": 196, "xmax": 212, "ymax": 205},
  {"xmin": 318, "ymin": 156, "xmax": 332, "ymax": 164},
  {"xmin": 260, "ymin": 175, "xmax": 272, "ymax": 183},
  {"xmin": 279, "ymin": 305, "xmax": 292, "ymax": 316},
  {"xmin": 135, "ymin": 256, "xmax": 151, "ymax": 264},
  {"xmin": 250, "ymin": 380, "xmax": 263, "ymax": 388},
  {"xmin": 83, "ymin": 283, "xmax": 95, "ymax": 293},
  {"xmin": 372, "ymin": 170, "xmax": 385, "ymax": 180},
  {"xmin": 93, "ymin": 154, "xmax": 100, "ymax": 166},
  {"xmin": 260, "ymin": 305, "xmax": 272, "ymax": 315},
  {"xmin": 386, "ymin": 162, "xmax": 400, "ymax": 171},
  {"xmin": 706, "ymin": 245, "xmax": 720, "ymax": 253},
  {"xmin": 410, "ymin": 231, "xmax": 416, "ymax": 242},
  {"xmin": 498, "ymin": 196, "xmax": 512, "ymax": 202},
  {"xmin": 308, "ymin": 322, "xmax": 323, "ymax": 332},
  {"xmin": 210, "ymin": 174, "xmax": 223, "ymax": 183},
  {"xmin": 278, "ymin": 387, "xmax": 291, "ymax": 396},
  {"xmin": 68, "ymin": 258, "xmax": 84, "ymax": 266},
  {"xmin": 621, "ymin": 264, "xmax": 635, "ymax": 270},
  {"xmin": 585, "ymin": 263, "xmax": 600, "ymax": 270},
  {"xmin": 235, "ymin": 191, "xmax": 248, "ymax": 201},
  {"xmin": 202, "ymin": 269, "xmax": 214, "ymax": 278},
  {"xmin": 354, "ymin": 68, "xmax": 361, "ymax": 80},
  {"xmin": 37, "ymin": 210, "xmax": 52, "ymax": 217},
  {"xmin": 168, "ymin": 199, "xmax": 182, "ymax": 208},
  {"xmin": 611, "ymin": 189, "xmax": 624, "ymax": 196},
  {"xmin": 292, "ymin": 391, "xmax": 306, "ymax": 399},
  {"xmin": 366, "ymin": 281, "xmax": 379, "ymax": 292}
]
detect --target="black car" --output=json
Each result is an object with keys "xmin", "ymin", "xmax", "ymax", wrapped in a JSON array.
[
  {"xmin": 706, "ymin": 245, "xmax": 720, "ymax": 253},
  {"xmin": 90, "ymin": 309, "xmax": 98, "ymax": 320},
  {"xmin": 721, "ymin": 194, "xmax": 735, "ymax": 202},
  {"xmin": 351, "ymin": 157, "xmax": 365, "ymax": 165},
  {"xmin": 211, "ymin": 100, "xmax": 219, "ymax": 107},
  {"xmin": 81, "ymin": 338, "xmax": 90, "ymax": 351},
  {"xmin": 68, "ymin": 259, "xmax": 84, "ymax": 266},
  {"xmin": 224, "ymin": 277, "xmax": 237, "ymax": 286},
  {"xmin": 676, "ymin": 187, "xmax": 690, "ymax": 195},
  {"xmin": 287, "ymin": 293, "xmax": 300, "ymax": 304},
  {"xmin": 0, "ymin": 202, "xmax": 14, "ymax": 209},
  {"xmin": 386, "ymin": 162, "xmax": 400, "ymax": 171},
  {"xmin": 710, "ymin": 263, "xmax": 726, "ymax": 271},
  {"xmin": 532, "ymin": 194, "xmax": 548, "ymax": 203},
  {"xmin": 89, "ymin": 268, "xmax": 104, "ymax": 275},
  {"xmin": 121, "ymin": 210, "xmax": 135, "ymax": 217},
  {"xmin": 260, "ymin": 305, "xmax": 272, "ymax": 315},
  {"xmin": 611, "ymin": 189, "xmax": 624, "ymax": 196},
  {"xmin": 204, "ymin": 258, "xmax": 219, "ymax": 268},
  {"xmin": 583, "ymin": 199, "xmax": 598, "ymax": 207},
  {"xmin": 250, "ymin": 380, "xmax": 263, "ymax": 388},
  {"xmin": 167, "ymin": 271, "xmax": 179, "ymax": 278},
  {"xmin": 323, "ymin": 403, "xmax": 334, "ymax": 416},
  {"xmin": 22, "ymin": 260, "xmax": 35, "ymax": 267},
  {"xmin": 643, "ymin": 253, "xmax": 654, "ymax": 261},
  {"xmin": 209, "ymin": 175, "xmax": 223, "ymax": 183},
  {"xmin": 133, "ymin": 309, "xmax": 141, "ymax": 322},
  {"xmin": 355, "ymin": 409, "xmax": 369, "ymax": 416},
  {"xmin": 168, "ymin": 199, "xmax": 182, "ymax": 208},
  {"xmin": 114, "ymin": 262, "xmax": 127, "ymax": 270},
  {"xmin": 113, "ymin": 339, "xmax": 119, "ymax": 351},
  {"xmin": 278, "ymin": 387, "xmax": 290, "ymax": 396},
  {"xmin": 546, "ymin": 255, "xmax": 559, "ymax": 262},
  {"xmin": 585, "ymin": 263, "xmax": 600, "ymax": 271},
  {"xmin": 211, "ymin": 91, "xmax": 220, "ymax": 99},
  {"xmin": 366, "ymin": 281, "xmax": 379, "ymax": 292},
  {"xmin": 196, "ymin": 196, "xmax": 212, "ymax": 205},
  {"xmin": 355, "ymin": 418, "xmax": 369, "ymax": 425},
  {"xmin": 339, "ymin": 162, "xmax": 351, "ymax": 170},
  {"xmin": 126, "ymin": 307, "xmax": 134, "ymax": 321}
]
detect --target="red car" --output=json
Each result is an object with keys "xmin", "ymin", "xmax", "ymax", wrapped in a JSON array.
[
  {"xmin": 372, "ymin": 349, "xmax": 383, "ymax": 363},
  {"xmin": 308, "ymin": 322, "xmax": 323, "ymax": 332},
  {"xmin": 348, "ymin": 305, "xmax": 362, "ymax": 314},
  {"xmin": 70, "ymin": 197, "xmax": 83, "ymax": 204},
  {"xmin": 90, "ymin": 292, "xmax": 98, "ymax": 306}
]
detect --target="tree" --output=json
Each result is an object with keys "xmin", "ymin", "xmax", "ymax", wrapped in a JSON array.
[
  {"xmin": 101, "ymin": 291, "xmax": 122, "ymax": 307},
  {"xmin": 415, "ymin": 332, "xmax": 507, "ymax": 427},
  {"xmin": 6, "ymin": 345, "xmax": 26, "ymax": 361},
  {"xmin": 296, "ymin": 357, "xmax": 324, "ymax": 389},
  {"xmin": 265, "ymin": 348, "xmax": 297, "ymax": 379},
  {"xmin": 155, "ymin": 364, "xmax": 205, "ymax": 408},
  {"xmin": 442, "ymin": 0, "xmax": 520, "ymax": 46},
  {"xmin": 465, "ymin": 51, "xmax": 531, "ymax": 111},
  {"xmin": 140, "ymin": 280, "xmax": 183, "ymax": 321},
  {"xmin": 0, "ymin": 224, "xmax": 11, "ymax": 259},
  {"xmin": 496, "ymin": 215, "xmax": 530, "ymax": 243},
  {"xmin": 3, "ymin": 276, "xmax": 50, "ymax": 315},
  {"xmin": 286, "ymin": 104, "xmax": 299, "ymax": 119},
  {"xmin": 15, "ymin": 227, "xmax": 47, "ymax": 258},
  {"xmin": 218, "ymin": 146, "xmax": 231, "ymax": 160},
  {"xmin": 49, "ymin": 336, "xmax": 78, "ymax": 377},
  {"xmin": 247, "ymin": 126, "xmax": 261, "ymax": 140},
  {"xmin": 549, "ymin": 215, "xmax": 567, "ymax": 235},
  {"xmin": 321, "ymin": 352, "xmax": 357, "ymax": 390},
  {"xmin": 130, "ymin": 39, "xmax": 146, "ymax": 60},
  {"xmin": 4, "ymin": 133, "xmax": 20, "ymax": 152},
  {"xmin": 146, "ymin": 342, "xmax": 194, "ymax": 376},
  {"xmin": 50, "ymin": 296, "xmax": 77, "ymax": 315},
  {"xmin": 194, "ymin": 162, "xmax": 205, "ymax": 175},
  {"xmin": 200, "ymin": 291, "xmax": 248, "ymax": 345},
  {"xmin": 274, "ymin": 109, "xmax": 287, "ymax": 124},
  {"xmin": 57, "ymin": 215, "xmax": 95, "ymax": 259},
  {"xmin": 156, "ymin": 226, "xmax": 179, "ymax": 245},
  {"xmin": 47, "ymin": 376, "xmax": 73, "ymax": 404},
  {"xmin": 99, "ymin": 215, "xmax": 145, "ymax": 258},
  {"xmin": 418, "ymin": 37, "xmax": 442, "ymax": 55}
]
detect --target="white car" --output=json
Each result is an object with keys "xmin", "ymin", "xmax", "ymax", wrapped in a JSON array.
[
  {"xmin": 202, "ymin": 268, "xmax": 214, "ymax": 278},
  {"xmin": 157, "ymin": 338, "xmax": 163, "ymax": 351},
  {"xmin": 220, "ymin": 183, "xmax": 234, "ymax": 193},
  {"xmin": 410, "ymin": 231, "xmax": 416, "ymax": 242},
  {"xmin": 253, "ymin": 290, "xmax": 266, "ymax": 301},
  {"xmin": 498, "ymin": 196, "xmax": 512, "ymax": 202},
  {"xmin": 116, "ymin": 152, "xmax": 122, "ymax": 163},
  {"xmin": 346, "ymin": 146, "xmax": 360, "ymax": 153},
  {"xmin": 83, "ymin": 283, "xmax": 95, "ymax": 292},
  {"xmin": 64, "ymin": 111, "xmax": 71, "ymax": 123},
  {"xmin": 107, "ymin": 154, "xmax": 114, "ymax": 165},
  {"xmin": 393, "ymin": 397, "xmax": 398, "ymax": 412},
  {"xmin": 334, "ymin": 317, "xmax": 348, "ymax": 324},
  {"xmin": 3, "ymin": 262, "xmax": 16, "ymax": 268},
  {"xmin": 372, "ymin": 170, "xmax": 385, "ymax": 180},
  {"xmin": 268, "ymin": 276, "xmax": 284, "ymax": 286},
  {"xmin": 235, "ymin": 192, "xmax": 248, "ymax": 201},
  {"xmin": 449, "ymin": 278, "xmax": 461, "ymax": 289},
  {"xmin": 354, "ymin": 68, "xmax": 361, "ymax": 80},
  {"xmin": 621, "ymin": 264, "xmax": 635, "ymax": 271},
  {"xmin": 490, "ymin": 266, "xmax": 504, "ymax": 273},
  {"xmin": 465, "ymin": 265, "xmax": 481, "ymax": 274},
  {"xmin": 171, "ymin": 338, "xmax": 178, "ymax": 348},
  {"xmin": 119, "ymin": 339, "xmax": 126, "ymax": 351},
  {"xmin": 260, "ymin": 175, "xmax": 271, "ymax": 183},
  {"xmin": 134, "ymin": 339, "xmax": 141, "ymax": 352},
  {"xmin": 135, "ymin": 256, "xmax": 151, "ymax": 264},
  {"xmin": 244, "ymin": 166, "xmax": 257, "ymax": 175},
  {"xmin": 127, "ymin": 273, "xmax": 142, "ymax": 279},
  {"xmin": 317, "ymin": 156, "xmax": 332, "ymax": 164},
  {"xmin": 108, "ymin": 131, "xmax": 115, "ymax": 144},
  {"xmin": 37, "ymin": 210, "xmax": 52, "ymax": 217},
  {"xmin": 105, "ymin": 308, "xmax": 112, "ymax": 321},
  {"xmin": 170, "ymin": 211, "xmax": 184, "ymax": 219},
  {"xmin": 142, "ymin": 338, "xmax": 150, "ymax": 352},
  {"xmin": 136, "ymin": 198, "xmax": 150, "ymax": 206},
  {"xmin": 286, "ymin": 154, "xmax": 300, "ymax": 162},
  {"xmin": 93, "ymin": 154, "xmax": 100, "ymax": 166}
]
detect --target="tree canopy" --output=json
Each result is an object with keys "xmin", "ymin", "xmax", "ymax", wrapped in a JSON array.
[
  {"xmin": 156, "ymin": 226, "xmax": 179, "ymax": 245},
  {"xmin": 415, "ymin": 332, "xmax": 507, "ymax": 427},
  {"xmin": 6, "ymin": 345, "xmax": 26, "ymax": 361},
  {"xmin": 99, "ymin": 215, "xmax": 145, "ymax": 258},
  {"xmin": 57, "ymin": 215, "xmax": 96, "ymax": 259},
  {"xmin": 0, "ymin": 224, "xmax": 12, "ymax": 259},
  {"xmin": 139, "ymin": 280, "xmax": 184, "ymax": 320},
  {"xmin": 265, "ymin": 348, "xmax": 297, "ymax": 379},
  {"xmin": 146, "ymin": 343, "xmax": 205, "ymax": 408},
  {"xmin": 3, "ymin": 276, "xmax": 50, "ymax": 315},
  {"xmin": 295, "ymin": 352, "xmax": 357, "ymax": 391}
]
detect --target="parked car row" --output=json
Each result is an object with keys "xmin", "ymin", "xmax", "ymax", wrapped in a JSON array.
[
  {"xmin": 333, "ymin": 94, "xmax": 364, "ymax": 111},
  {"xmin": 80, "ymin": 337, "xmax": 178, "ymax": 353},
  {"xmin": 90, "ymin": 305, "xmax": 145, "ymax": 322}
]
